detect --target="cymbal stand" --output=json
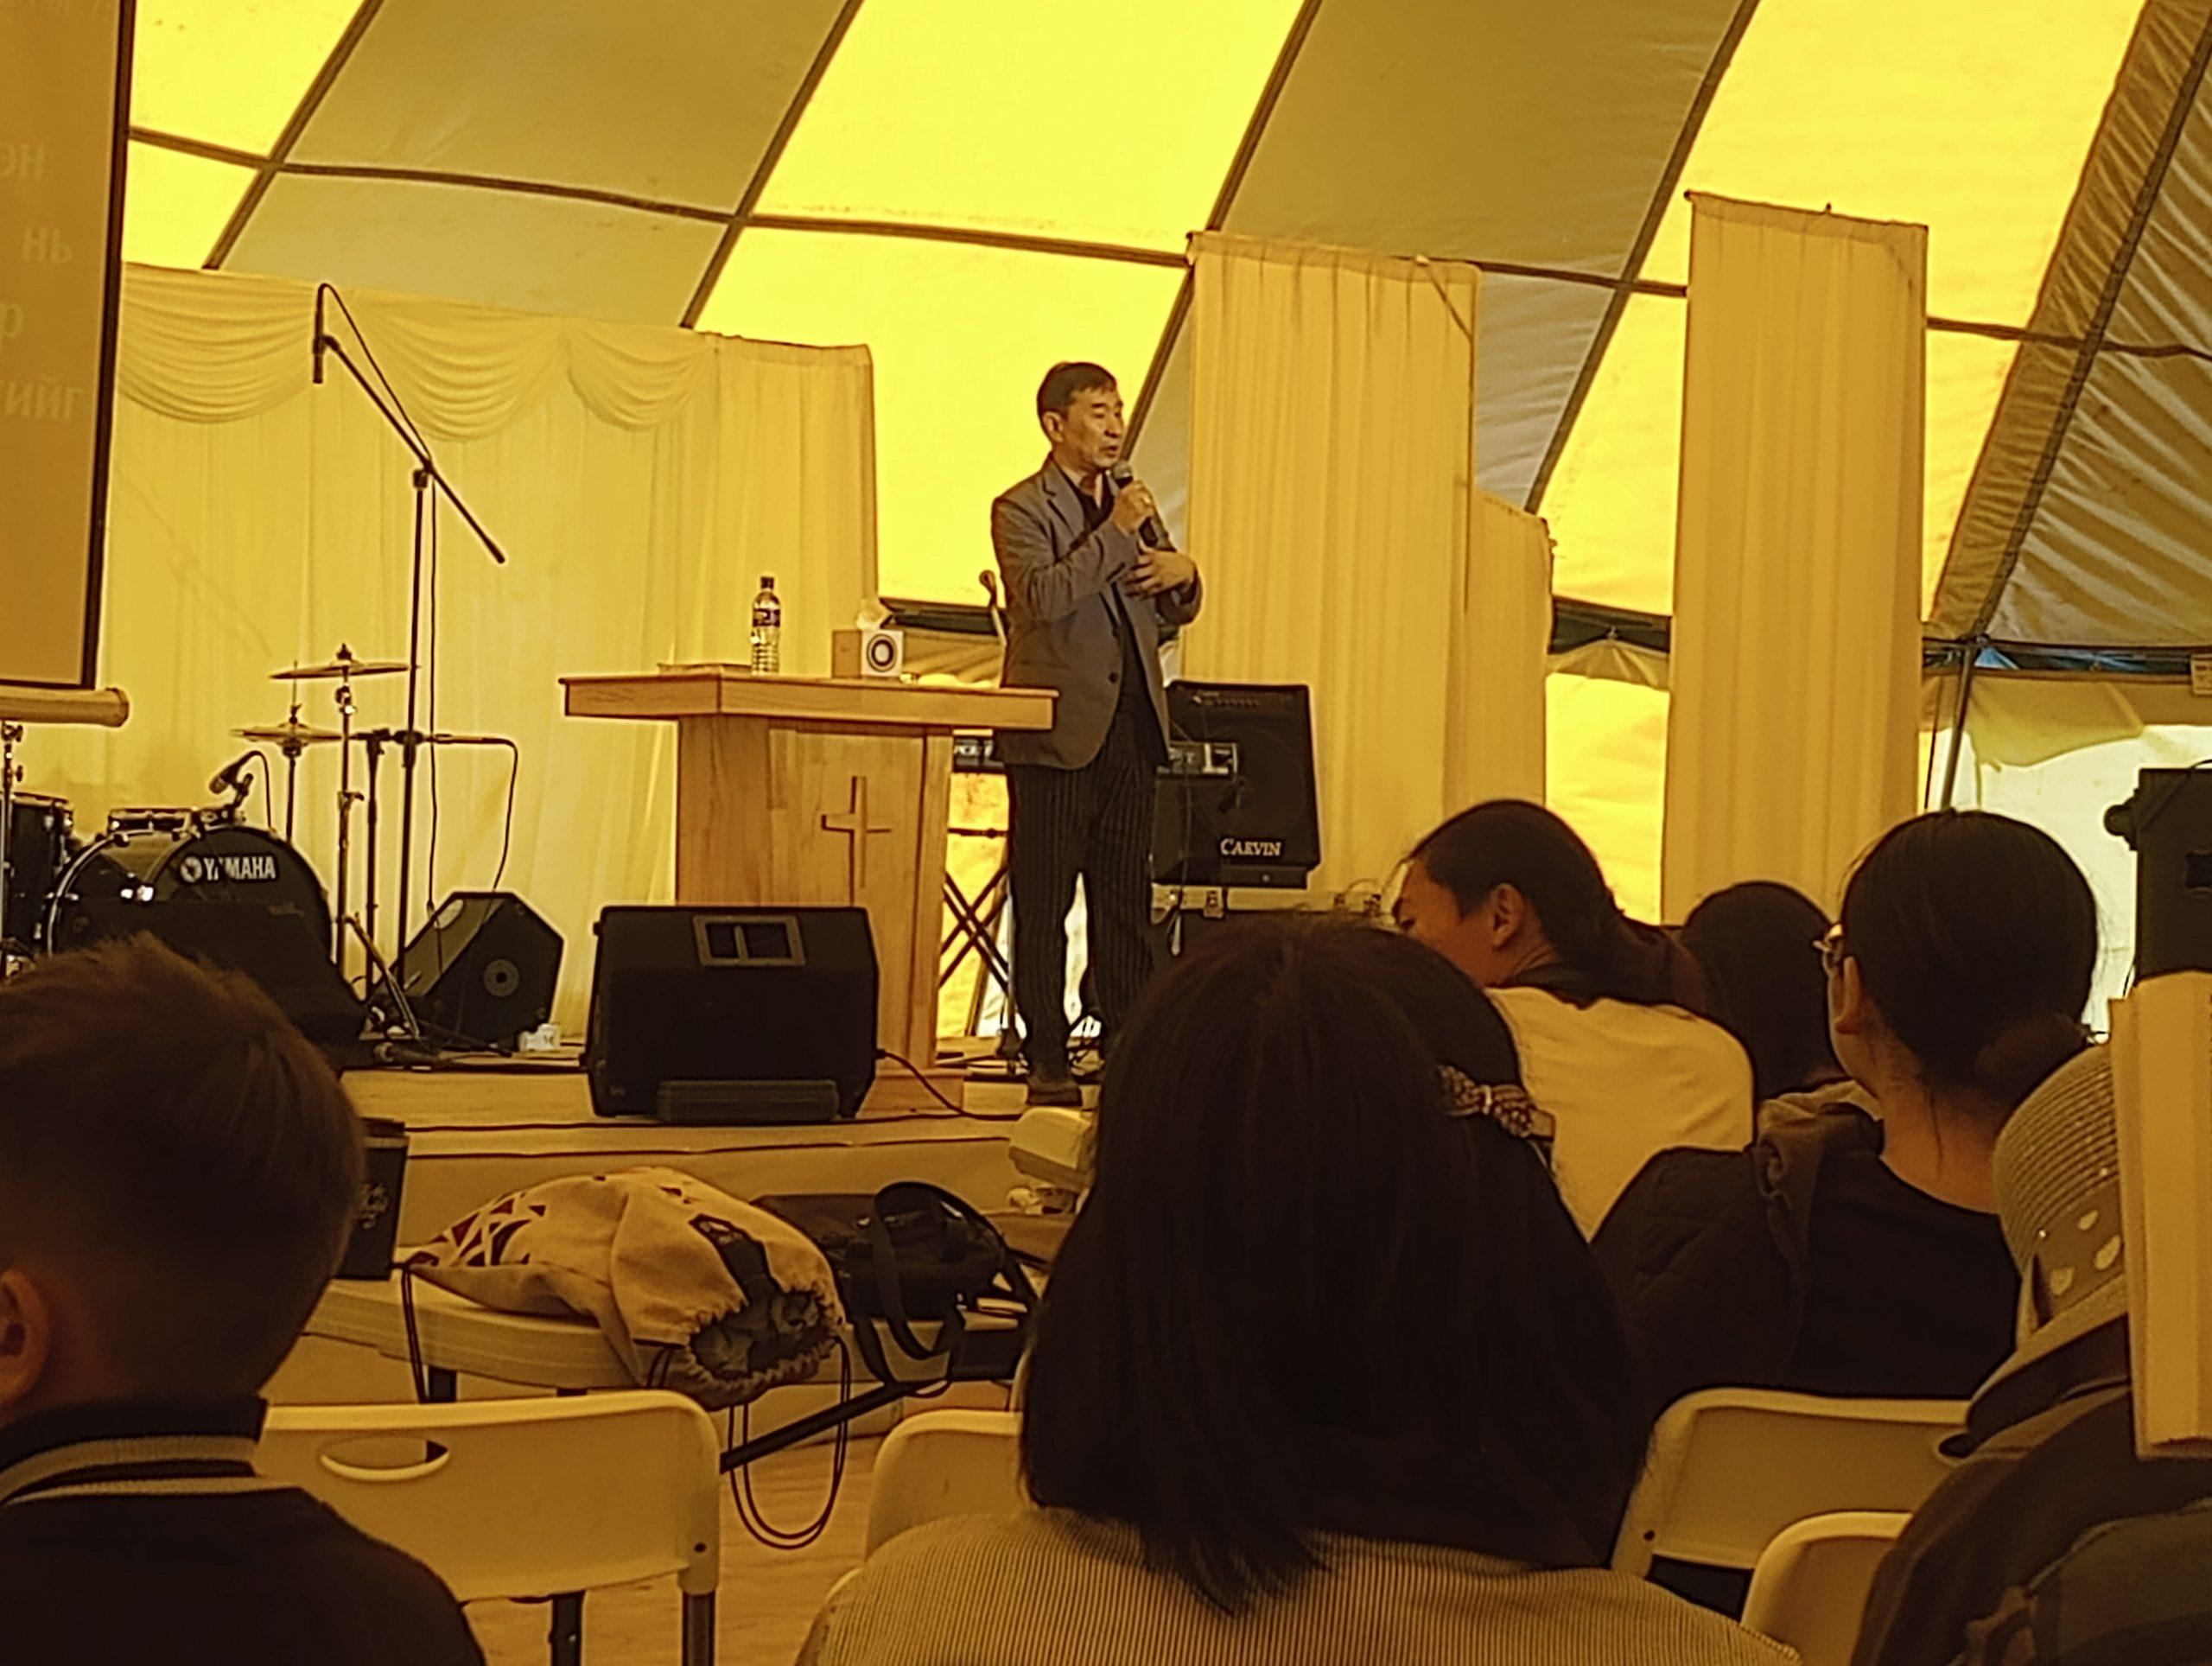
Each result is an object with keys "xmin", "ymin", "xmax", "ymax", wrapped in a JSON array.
[
  {"xmin": 333, "ymin": 661, "xmax": 359, "ymax": 963},
  {"xmin": 342, "ymin": 913, "xmax": 425, "ymax": 1052},
  {"xmin": 277, "ymin": 686, "xmax": 306, "ymax": 843},
  {"xmin": 0, "ymin": 722, "xmax": 22, "ymax": 971},
  {"xmin": 360, "ymin": 728, "xmax": 386, "ymax": 956}
]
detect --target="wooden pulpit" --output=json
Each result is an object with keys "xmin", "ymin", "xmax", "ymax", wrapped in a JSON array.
[{"xmin": 563, "ymin": 670, "xmax": 1054, "ymax": 1082}]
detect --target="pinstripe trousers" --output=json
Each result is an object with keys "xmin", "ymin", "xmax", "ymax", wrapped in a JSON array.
[{"xmin": 1005, "ymin": 695, "xmax": 1159, "ymax": 1070}]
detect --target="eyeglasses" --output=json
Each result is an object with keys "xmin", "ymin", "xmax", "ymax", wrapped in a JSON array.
[{"xmin": 1814, "ymin": 924, "xmax": 1847, "ymax": 974}]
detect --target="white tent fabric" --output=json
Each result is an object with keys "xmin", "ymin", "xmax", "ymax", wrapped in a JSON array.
[
  {"xmin": 35, "ymin": 264, "xmax": 874, "ymax": 1025},
  {"xmin": 1932, "ymin": 0, "xmax": 2212, "ymax": 648},
  {"xmin": 1451, "ymin": 493, "xmax": 1552, "ymax": 811},
  {"xmin": 1662, "ymin": 197, "xmax": 1926, "ymax": 916},
  {"xmin": 1185, "ymin": 235, "xmax": 1519, "ymax": 895}
]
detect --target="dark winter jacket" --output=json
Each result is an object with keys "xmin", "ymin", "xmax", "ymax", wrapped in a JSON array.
[{"xmin": 1592, "ymin": 1105, "xmax": 2018, "ymax": 1417}]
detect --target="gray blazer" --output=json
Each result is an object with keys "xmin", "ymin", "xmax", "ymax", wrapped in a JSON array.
[{"xmin": 990, "ymin": 456, "xmax": 1203, "ymax": 770}]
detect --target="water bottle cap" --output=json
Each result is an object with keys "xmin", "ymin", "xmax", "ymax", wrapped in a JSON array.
[{"xmin": 760, "ymin": 575, "xmax": 774, "ymax": 588}]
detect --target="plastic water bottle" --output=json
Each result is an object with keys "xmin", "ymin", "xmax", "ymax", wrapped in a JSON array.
[{"xmin": 750, "ymin": 575, "xmax": 782, "ymax": 674}]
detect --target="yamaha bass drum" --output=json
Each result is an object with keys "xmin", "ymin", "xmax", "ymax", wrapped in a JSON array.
[{"xmin": 46, "ymin": 816, "xmax": 334, "ymax": 955}]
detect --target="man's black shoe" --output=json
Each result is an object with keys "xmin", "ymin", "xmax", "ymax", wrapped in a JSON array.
[{"xmin": 1025, "ymin": 1068, "xmax": 1084, "ymax": 1109}]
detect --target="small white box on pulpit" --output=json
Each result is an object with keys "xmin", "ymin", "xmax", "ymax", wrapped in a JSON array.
[{"xmin": 832, "ymin": 627, "xmax": 905, "ymax": 679}]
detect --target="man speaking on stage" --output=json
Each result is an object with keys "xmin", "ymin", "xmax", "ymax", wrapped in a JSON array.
[{"xmin": 991, "ymin": 361, "xmax": 1202, "ymax": 1106}]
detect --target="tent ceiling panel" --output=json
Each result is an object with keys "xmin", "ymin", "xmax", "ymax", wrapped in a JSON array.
[
  {"xmin": 225, "ymin": 177, "xmax": 723, "ymax": 326},
  {"xmin": 700, "ymin": 231, "xmax": 1182, "ymax": 603},
  {"xmin": 752, "ymin": 0, "xmax": 1302, "ymax": 251},
  {"xmin": 121, "ymin": 142, "xmax": 256, "ymax": 270},
  {"xmin": 1543, "ymin": 296, "xmax": 1684, "ymax": 617},
  {"xmin": 1641, "ymin": 0, "xmax": 2142, "ymax": 322},
  {"xmin": 287, "ymin": 0, "xmax": 848, "ymax": 208},
  {"xmin": 1219, "ymin": 0, "xmax": 1744, "ymax": 274},
  {"xmin": 1988, "ymin": 351, "xmax": 2212, "ymax": 647},
  {"xmin": 130, "ymin": 0, "xmax": 359, "ymax": 156},
  {"xmin": 1135, "ymin": 0, "xmax": 1744, "ymax": 510},
  {"xmin": 1471, "ymin": 276, "xmax": 1616, "ymax": 515},
  {"xmin": 1933, "ymin": 1, "xmax": 2212, "ymax": 648}
]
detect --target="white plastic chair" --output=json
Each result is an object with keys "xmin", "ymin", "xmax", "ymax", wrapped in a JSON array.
[
  {"xmin": 864, "ymin": 1408, "xmax": 1025, "ymax": 1553},
  {"xmin": 1740, "ymin": 1510, "xmax": 1910, "ymax": 1666},
  {"xmin": 261, "ymin": 1390, "xmax": 721, "ymax": 1666},
  {"xmin": 1611, "ymin": 1389, "xmax": 1962, "ymax": 1578}
]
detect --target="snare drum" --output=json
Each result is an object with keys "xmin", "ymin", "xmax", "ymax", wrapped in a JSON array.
[
  {"xmin": 46, "ymin": 820, "xmax": 333, "ymax": 956},
  {"xmin": 3, "ymin": 792, "xmax": 73, "ymax": 951}
]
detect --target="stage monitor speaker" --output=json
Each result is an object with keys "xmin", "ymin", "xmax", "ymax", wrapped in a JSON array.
[
  {"xmin": 397, "ymin": 890, "xmax": 562, "ymax": 1051},
  {"xmin": 2107, "ymin": 768, "xmax": 2212, "ymax": 979},
  {"xmin": 584, "ymin": 906, "xmax": 879, "ymax": 1122},
  {"xmin": 1154, "ymin": 682, "xmax": 1321, "ymax": 889}
]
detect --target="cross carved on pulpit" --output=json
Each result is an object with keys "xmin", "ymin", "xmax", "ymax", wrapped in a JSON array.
[{"xmin": 820, "ymin": 774, "xmax": 895, "ymax": 900}]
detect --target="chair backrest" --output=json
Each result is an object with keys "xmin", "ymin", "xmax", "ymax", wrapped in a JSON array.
[
  {"xmin": 1741, "ymin": 1510, "xmax": 1910, "ymax": 1666},
  {"xmin": 261, "ymin": 1390, "xmax": 721, "ymax": 1602},
  {"xmin": 865, "ymin": 1408, "xmax": 1025, "ymax": 1554},
  {"xmin": 1611, "ymin": 1388, "xmax": 1962, "ymax": 1577}
]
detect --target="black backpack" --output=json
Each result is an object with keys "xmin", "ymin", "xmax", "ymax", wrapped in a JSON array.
[{"xmin": 755, "ymin": 1182, "xmax": 1037, "ymax": 1371}]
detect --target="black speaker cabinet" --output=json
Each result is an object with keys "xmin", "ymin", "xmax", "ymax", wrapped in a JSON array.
[
  {"xmin": 584, "ymin": 906, "xmax": 879, "ymax": 1122},
  {"xmin": 2109, "ymin": 768, "xmax": 2212, "ymax": 979},
  {"xmin": 397, "ymin": 890, "xmax": 562, "ymax": 1051},
  {"xmin": 1154, "ymin": 681, "xmax": 1322, "ymax": 889}
]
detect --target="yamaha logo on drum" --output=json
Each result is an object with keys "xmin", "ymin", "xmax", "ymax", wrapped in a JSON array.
[
  {"xmin": 1219, "ymin": 836, "xmax": 1284, "ymax": 861},
  {"xmin": 178, "ymin": 853, "xmax": 280, "ymax": 884}
]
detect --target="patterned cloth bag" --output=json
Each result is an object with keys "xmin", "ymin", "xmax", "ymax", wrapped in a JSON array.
[{"xmin": 409, "ymin": 1166, "xmax": 843, "ymax": 1408}]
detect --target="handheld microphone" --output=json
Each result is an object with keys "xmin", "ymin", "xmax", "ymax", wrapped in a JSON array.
[
  {"xmin": 207, "ymin": 751, "xmax": 254, "ymax": 796},
  {"xmin": 312, "ymin": 283, "xmax": 327, "ymax": 385},
  {"xmin": 978, "ymin": 569, "xmax": 1007, "ymax": 642},
  {"xmin": 1109, "ymin": 461, "xmax": 1176, "ymax": 551}
]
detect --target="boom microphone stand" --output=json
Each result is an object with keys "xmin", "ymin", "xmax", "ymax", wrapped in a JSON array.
[{"xmin": 311, "ymin": 283, "xmax": 509, "ymax": 961}]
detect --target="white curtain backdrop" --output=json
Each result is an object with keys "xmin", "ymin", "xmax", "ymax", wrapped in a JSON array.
[
  {"xmin": 1185, "ymin": 234, "xmax": 1544, "ymax": 894},
  {"xmin": 1452, "ymin": 492, "xmax": 1551, "ymax": 808},
  {"xmin": 1662, "ymin": 196, "xmax": 1925, "ymax": 918},
  {"xmin": 35, "ymin": 264, "xmax": 876, "ymax": 1027}
]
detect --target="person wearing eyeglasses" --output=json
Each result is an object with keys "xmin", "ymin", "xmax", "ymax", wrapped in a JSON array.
[{"xmin": 1592, "ymin": 811, "xmax": 2096, "ymax": 1434}]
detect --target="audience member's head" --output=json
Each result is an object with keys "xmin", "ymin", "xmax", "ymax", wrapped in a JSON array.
[
  {"xmin": 1397, "ymin": 799, "xmax": 1699, "ymax": 1008},
  {"xmin": 1830, "ymin": 811, "xmax": 2095, "ymax": 1118},
  {"xmin": 1681, "ymin": 881, "xmax": 1843, "ymax": 1103},
  {"xmin": 0, "ymin": 938, "xmax": 363, "ymax": 1421},
  {"xmin": 1023, "ymin": 918, "xmax": 1648, "ymax": 1610}
]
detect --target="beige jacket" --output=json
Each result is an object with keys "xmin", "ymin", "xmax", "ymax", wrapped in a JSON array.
[{"xmin": 990, "ymin": 457, "xmax": 1202, "ymax": 770}]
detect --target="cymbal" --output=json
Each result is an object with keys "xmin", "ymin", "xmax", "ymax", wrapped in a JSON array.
[
  {"xmin": 270, "ymin": 656, "xmax": 406, "ymax": 681},
  {"xmin": 235, "ymin": 722, "xmax": 344, "ymax": 747}
]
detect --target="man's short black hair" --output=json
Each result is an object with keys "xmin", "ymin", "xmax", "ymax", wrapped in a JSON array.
[
  {"xmin": 1036, "ymin": 360, "xmax": 1117, "ymax": 421},
  {"xmin": 0, "ymin": 936, "xmax": 365, "ymax": 1396}
]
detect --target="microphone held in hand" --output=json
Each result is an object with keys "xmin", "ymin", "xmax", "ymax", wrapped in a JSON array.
[{"xmin": 1109, "ymin": 461, "xmax": 1176, "ymax": 551}]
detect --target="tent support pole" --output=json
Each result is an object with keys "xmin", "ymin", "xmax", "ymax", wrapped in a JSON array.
[{"xmin": 1937, "ymin": 640, "xmax": 1985, "ymax": 809}]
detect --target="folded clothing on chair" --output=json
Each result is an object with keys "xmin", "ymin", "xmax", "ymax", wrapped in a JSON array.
[{"xmin": 408, "ymin": 1166, "xmax": 844, "ymax": 1408}]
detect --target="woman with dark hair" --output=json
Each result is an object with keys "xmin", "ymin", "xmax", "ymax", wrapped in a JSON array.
[
  {"xmin": 1594, "ymin": 811, "xmax": 2094, "ymax": 1423},
  {"xmin": 797, "ymin": 921, "xmax": 1787, "ymax": 1666},
  {"xmin": 1680, "ymin": 881, "xmax": 1857, "ymax": 1114},
  {"xmin": 1394, "ymin": 799, "xmax": 1752, "ymax": 1230}
]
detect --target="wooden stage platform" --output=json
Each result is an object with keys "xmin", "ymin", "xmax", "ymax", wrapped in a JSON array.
[{"xmin": 342, "ymin": 1053, "xmax": 1025, "ymax": 1243}]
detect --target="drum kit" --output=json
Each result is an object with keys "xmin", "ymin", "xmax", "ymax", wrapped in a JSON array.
[{"xmin": 1, "ymin": 647, "xmax": 506, "ymax": 1024}]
